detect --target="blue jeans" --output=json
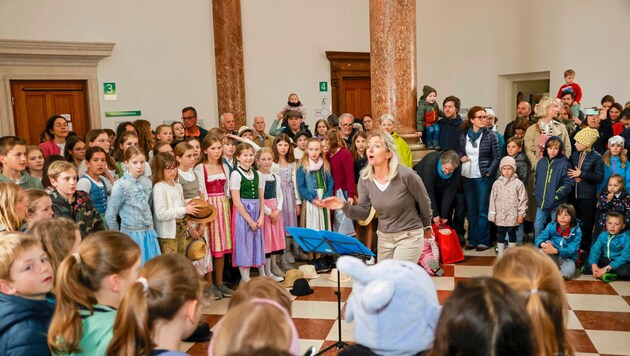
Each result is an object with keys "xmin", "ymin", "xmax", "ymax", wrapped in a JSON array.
[
  {"xmin": 426, "ymin": 124, "xmax": 440, "ymax": 146},
  {"xmin": 534, "ymin": 208, "xmax": 557, "ymax": 239},
  {"xmin": 462, "ymin": 176, "xmax": 492, "ymax": 247}
]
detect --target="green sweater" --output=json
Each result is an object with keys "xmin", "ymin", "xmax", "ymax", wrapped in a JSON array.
[
  {"xmin": 0, "ymin": 171, "xmax": 44, "ymax": 190},
  {"xmin": 57, "ymin": 305, "xmax": 116, "ymax": 356}
]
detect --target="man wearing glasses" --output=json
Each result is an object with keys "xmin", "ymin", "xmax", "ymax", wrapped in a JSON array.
[
  {"xmin": 339, "ymin": 113, "xmax": 357, "ymax": 147},
  {"xmin": 181, "ymin": 106, "xmax": 208, "ymax": 141}
]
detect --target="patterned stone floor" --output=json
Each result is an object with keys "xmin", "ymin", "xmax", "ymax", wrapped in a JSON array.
[{"xmin": 183, "ymin": 248, "xmax": 630, "ymax": 356}]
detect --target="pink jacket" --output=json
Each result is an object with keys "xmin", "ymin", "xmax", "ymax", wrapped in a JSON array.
[
  {"xmin": 39, "ymin": 140, "xmax": 62, "ymax": 158},
  {"xmin": 489, "ymin": 175, "xmax": 528, "ymax": 227}
]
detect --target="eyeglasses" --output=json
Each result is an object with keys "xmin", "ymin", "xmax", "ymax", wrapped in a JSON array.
[
  {"xmin": 73, "ymin": 147, "xmax": 86, "ymax": 151},
  {"xmin": 165, "ymin": 166, "xmax": 178, "ymax": 172},
  {"xmin": 474, "ymin": 115, "xmax": 487, "ymax": 120},
  {"xmin": 182, "ymin": 116, "xmax": 196, "ymax": 121}
]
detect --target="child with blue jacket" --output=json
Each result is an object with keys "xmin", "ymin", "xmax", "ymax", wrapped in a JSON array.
[
  {"xmin": 0, "ymin": 233, "xmax": 55, "ymax": 356},
  {"xmin": 534, "ymin": 136, "xmax": 575, "ymax": 238},
  {"xmin": 534, "ymin": 203, "xmax": 582, "ymax": 279},
  {"xmin": 583, "ymin": 211, "xmax": 630, "ymax": 282}
]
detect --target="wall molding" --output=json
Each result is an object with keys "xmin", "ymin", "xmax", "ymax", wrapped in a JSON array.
[{"xmin": 0, "ymin": 39, "xmax": 115, "ymax": 134}]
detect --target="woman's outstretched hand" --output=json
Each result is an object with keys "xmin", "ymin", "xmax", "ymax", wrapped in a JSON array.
[{"xmin": 322, "ymin": 197, "xmax": 345, "ymax": 210}]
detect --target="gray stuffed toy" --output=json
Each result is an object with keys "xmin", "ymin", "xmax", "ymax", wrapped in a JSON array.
[{"xmin": 337, "ymin": 256, "xmax": 441, "ymax": 355}]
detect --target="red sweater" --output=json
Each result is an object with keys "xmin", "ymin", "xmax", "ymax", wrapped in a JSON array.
[
  {"xmin": 39, "ymin": 140, "xmax": 62, "ymax": 158},
  {"xmin": 557, "ymin": 83, "xmax": 583, "ymax": 103},
  {"xmin": 327, "ymin": 148, "xmax": 357, "ymax": 198}
]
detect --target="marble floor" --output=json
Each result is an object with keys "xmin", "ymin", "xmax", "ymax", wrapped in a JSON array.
[{"xmin": 183, "ymin": 248, "xmax": 630, "ymax": 356}]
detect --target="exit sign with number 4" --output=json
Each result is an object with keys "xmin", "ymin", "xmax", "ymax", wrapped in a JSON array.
[
  {"xmin": 104, "ymin": 82, "xmax": 117, "ymax": 100},
  {"xmin": 319, "ymin": 81, "xmax": 328, "ymax": 92}
]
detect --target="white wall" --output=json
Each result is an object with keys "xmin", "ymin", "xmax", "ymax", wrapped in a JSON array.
[
  {"xmin": 1, "ymin": 0, "xmax": 629, "ymax": 133},
  {"xmin": 241, "ymin": 0, "xmax": 370, "ymax": 128},
  {"xmin": 0, "ymin": 0, "xmax": 218, "ymax": 130}
]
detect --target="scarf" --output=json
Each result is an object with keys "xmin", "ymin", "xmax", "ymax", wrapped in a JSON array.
[
  {"xmin": 611, "ymin": 156, "xmax": 620, "ymax": 175},
  {"xmin": 288, "ymin": 100, "xmax": 302, "ymax": 107},
  {"xmin": 308, "ymin": 157, "xmax": 323, "ymax": 171},
  {"xmin": 437, "ymin": 160, "xmax": 453, "ymax": 179},
  {"xmin": 467, "ymin": 128, "xmax": 483, "ymax": 148}
]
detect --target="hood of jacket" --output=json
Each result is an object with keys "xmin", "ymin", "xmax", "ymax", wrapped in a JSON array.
[{"xmin": 542, "ymin": 136, "xmax": 566, "ymax": 159}]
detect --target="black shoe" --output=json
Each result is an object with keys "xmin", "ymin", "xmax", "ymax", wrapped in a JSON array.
[
  {"xmin": 324, "ymin": 255, "xmax": 335, "ymax": 269},
  {"xmin": 184, "ymin": 321, "xmax": 213, "ymax": 342},
  {"xmin": 475, "ymin": 245, "xmax": 489, "ymax": 252},
  {"xmin": 314, "ymin": 258, "xmax": 331, "ymax": 273},
  {"xmin": 464, "ymin": 244, "xmax": 476, "ymax": 250}
]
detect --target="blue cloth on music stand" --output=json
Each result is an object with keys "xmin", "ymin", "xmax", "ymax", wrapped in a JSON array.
[{"xmin": 285, "ymin": 227, "xmax": 374, "ymax": 257}]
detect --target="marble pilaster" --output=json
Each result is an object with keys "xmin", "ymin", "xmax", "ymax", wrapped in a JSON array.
[
  {"xmin": 369, "ymin": 0, "xmax": 418, "ymax": 142},
  {"xmin": 212, "ymin": 0, "xmax": 246, "ymax": 127}
]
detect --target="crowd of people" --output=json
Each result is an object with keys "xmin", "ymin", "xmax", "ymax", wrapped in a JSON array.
[{"xmin": 0, "ymin": 77, "xmax": 629, "ymax": 355}]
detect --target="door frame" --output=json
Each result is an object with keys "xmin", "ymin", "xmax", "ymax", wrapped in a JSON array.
[
  {"xmin": 0, "ymin": 39, "xmax": 115, "ymax": 135},
  {"xmin": 325, "ymin": 51, "xmax": 370, "ymax": 116}
]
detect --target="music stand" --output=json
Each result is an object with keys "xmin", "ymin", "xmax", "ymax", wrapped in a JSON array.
[{"xmin": 286, "ymin": 227, "xmax": 374, "ymax": 355}]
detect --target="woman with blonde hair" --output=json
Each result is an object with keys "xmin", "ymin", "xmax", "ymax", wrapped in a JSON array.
[
  {"xmin": 324, "ymin": 131, "xmax": 433, "ymax": 264},
  {"xmin": 524, "ymin": 96, "xmax": 572, "ymax": 168},
  {"xmin": 493, "ymin": 246, "xmax": 574, "ymax": 356}
]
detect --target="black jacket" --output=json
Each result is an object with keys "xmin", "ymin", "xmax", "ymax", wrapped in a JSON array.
[
  {"xmin": 413, "ymin": 151, "xmax": 461, "ymax": 219},
  {"xmin": 437, "ymin": 115, "xmax": 464, "ymax": 152},
  {"xmin": 569, "ymin": 149, "xmax": 604, "ymax": 199},
  {"xmin": 459, "ymin": 128, "xmax": 500, "ymax": 177}
]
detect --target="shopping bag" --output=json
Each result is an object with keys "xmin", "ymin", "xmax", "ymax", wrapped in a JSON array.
[
  {"xmin": 334, "ymin": 189, "xmax": 356, "ymax": 236},
  {"xmin": 433, "ymin": 223, "xmax": 464, "ymax": 264}
]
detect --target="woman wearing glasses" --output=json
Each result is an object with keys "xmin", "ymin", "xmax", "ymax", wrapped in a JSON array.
[{"xmin": 459, "ymin": 106, "xmax": 500, "ymax": 251}]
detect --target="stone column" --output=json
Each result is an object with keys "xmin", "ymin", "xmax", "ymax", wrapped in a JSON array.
[
  {"xmin": 213, "ymin": 0, "xmax": 246, "ymax": 127},
  {"xmin": 370, "ymin": 0, "xmax": 420, "ymax": 147}
]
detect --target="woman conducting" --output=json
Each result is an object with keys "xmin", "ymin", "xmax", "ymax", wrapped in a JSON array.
[{"xmin": 323, "ymin": 130, "xmax": 433, "ymax": 263}]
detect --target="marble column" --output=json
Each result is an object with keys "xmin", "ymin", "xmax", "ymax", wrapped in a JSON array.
[
  {"xmin": 370, "ymin": 0, "xmax": 419, "ymax": 144},
  {"xmin": 213, "ymin": 0, "xmax": 246, "ymax": 127}
]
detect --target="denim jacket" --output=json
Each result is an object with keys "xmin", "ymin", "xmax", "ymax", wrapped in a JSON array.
[
  {"xmin": 296, "ymin": 165, "xmax": 334, "ymax": 203},
  {"xmin": 105, "ymin": 172, "xmax": 154, "ymax": 231}
]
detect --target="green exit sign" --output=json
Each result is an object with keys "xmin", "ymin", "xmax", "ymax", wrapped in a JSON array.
[{"xmin": 319, "ymin": 81, "xmax": 328, "ymax": 92}]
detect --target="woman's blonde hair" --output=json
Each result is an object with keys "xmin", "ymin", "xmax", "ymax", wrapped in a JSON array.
[
  {"xmin": 535, "ymin": 96, "xmax": 556, "ymax": 118},
  {"xmin": 108, "ymin": 254, "xmax": 201, "ymax": 356},
  {"xmin": 359, "ymin": 131, "xmax": 399, "ymax": 182},
  {"xmin": 28, "ymin": 218, "xmax": 79, "ymax": 272},
  {"xmin": 493, "ymin": 246, "xmax": 574, "ymax": 356},
  {"xmin": 299, "ymin": 138, "xmax": 330, "ymax": 173},
  {"xmin": 211, "ymin": 300, "xmax": 295, "ymax": 355},
  {"xmin": 0, "ymin": 182, "xmax": 25, "ymax": 232},
  {"xmin": 48, "ymin": 231, "xmax": 140, "ymax": 354},
  {"xmin": 47, "ymin": 160, "xmax": 77, "ymax": 181}
]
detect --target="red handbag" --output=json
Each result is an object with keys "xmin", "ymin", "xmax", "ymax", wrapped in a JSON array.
[{"xmin": 433, "ymin": 223, "xmax": 464, "ymax": 264}]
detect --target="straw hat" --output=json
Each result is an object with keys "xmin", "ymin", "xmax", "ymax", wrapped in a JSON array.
[
  {"xmin": 327, "ymin": 268, "xmax": 351, "ymax": 283},
  {"xmin": 282, "ymin": 269, "xmax": 304, "ymax": 288},
  {"xmin": 186, "ymin": 198, "xmax": 217, "ymax": 224},
  {"xmin": 185, "ymin": 238, "xmax": 207, "ymax": 261},
  {"xmin": 298, "ymin": 264, "xmax": 319, "ymax": 279},
  {"xmin": 358, "ymin": 207, "xmax": 377, "ymax": 226}
]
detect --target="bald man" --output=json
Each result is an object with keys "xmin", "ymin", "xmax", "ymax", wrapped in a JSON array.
[{"xmin": 504, "ymin": 101, "xmax": 532, "ymax": 141}]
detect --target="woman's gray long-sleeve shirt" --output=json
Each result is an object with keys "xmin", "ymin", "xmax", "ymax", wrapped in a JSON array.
[{"xmin": 342, "ymin": 165, "xmax": 432, "ymax": 233}]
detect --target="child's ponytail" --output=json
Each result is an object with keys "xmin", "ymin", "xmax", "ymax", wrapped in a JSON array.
[
  {"xmin": 526, "ymin": 289, "xmax": 558, "ymax": 356},
  {"xmin": 48, "ymin": 231, "xmax": 141, "ymax": 354},
  {"xmin": 108, "ymin": 253, "xmax": 202, "ymax": 356}
]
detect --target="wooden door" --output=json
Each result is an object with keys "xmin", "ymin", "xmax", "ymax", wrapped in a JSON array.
[
  {"xmin": 343, "ymin": 77, "xmax": 371, "ymax": 119},
  {"xmin": 11, "ymin": 80, "xmax": 89, "ymax": 144}
]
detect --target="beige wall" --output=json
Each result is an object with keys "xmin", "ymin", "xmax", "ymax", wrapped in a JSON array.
[{"xmin": 1, "ymin": 0, "xmax": 628, "ymax": 133}]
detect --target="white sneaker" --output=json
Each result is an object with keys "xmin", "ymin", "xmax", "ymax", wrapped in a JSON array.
[
  {"xmin": 285, "ymin": 251, "xmax": 296, "ymax": 264},
  {"xmin": 271, "ymin": 264, "xmax": 286, "ymax": 277},
  {"xmin": 269, "ymin": 274, "xmax": 284, "ymax": 282},
  {"xmin": 366, "ymin": 256, "xmax": 376, "ymax": 265}
]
